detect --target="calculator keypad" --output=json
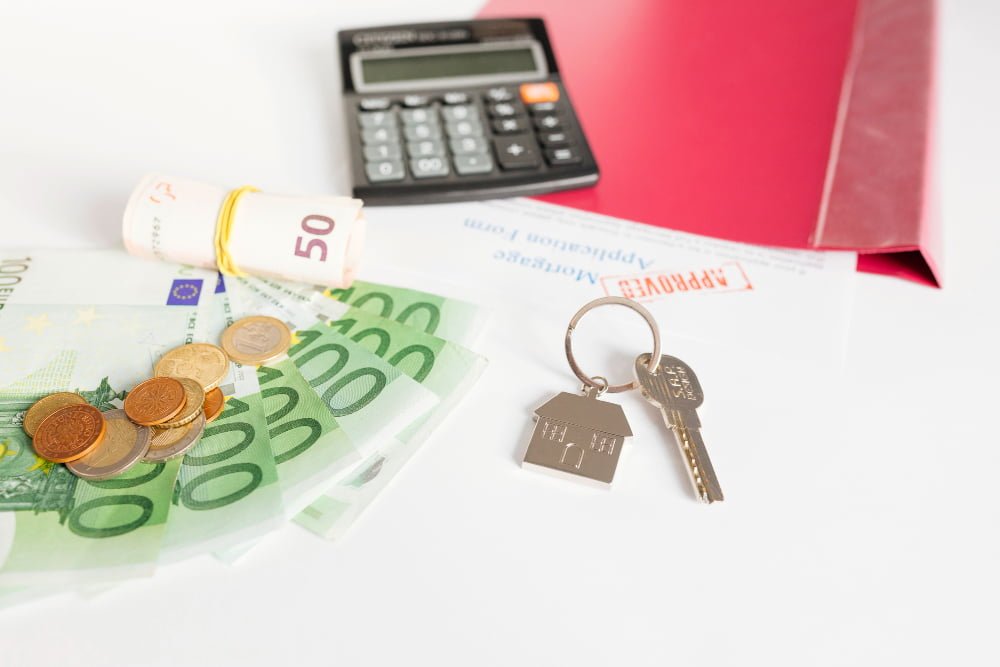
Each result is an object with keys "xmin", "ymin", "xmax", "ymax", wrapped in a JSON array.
[{"xmin": 355, "ymin": 81, "xmax": 588, "ymax": 186}]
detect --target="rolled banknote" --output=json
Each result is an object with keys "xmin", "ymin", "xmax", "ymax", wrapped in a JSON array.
[{"xmin": 122, "ymin": 174, "xmax": 366, "ymax": 287}]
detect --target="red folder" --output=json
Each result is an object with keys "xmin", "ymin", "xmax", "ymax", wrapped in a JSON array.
[{"xmin": 479, "ymin": 0, "xmax": 941, "ymax": 286}]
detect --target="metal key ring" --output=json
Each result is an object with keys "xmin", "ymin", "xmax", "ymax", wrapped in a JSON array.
[{"xmin": 564, "ymin": 296, "xmax": 660, "ymax": 393}]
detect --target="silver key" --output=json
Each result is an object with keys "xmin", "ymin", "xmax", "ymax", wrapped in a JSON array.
[{"xmin": 634, "ymin": 353, "xmax": 724, "ymax": 503}]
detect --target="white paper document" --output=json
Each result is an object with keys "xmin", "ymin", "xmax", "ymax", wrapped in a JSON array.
[{"xmin": 354, "ymin": 198, "xmax": 857, "ymax": 505}]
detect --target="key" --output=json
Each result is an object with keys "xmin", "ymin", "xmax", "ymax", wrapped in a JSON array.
[{"xmin": 634, "ymin": 353, "xmax": 724, "ymax": 503}]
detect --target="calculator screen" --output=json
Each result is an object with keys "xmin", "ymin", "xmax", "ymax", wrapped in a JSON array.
[
  {"xmin": 360, "ymin": 47, "xmax": 538, "ymax": 84},
  {"xmin": 351, "ymin": 41, "xmax": 548, "ymax": 92}
]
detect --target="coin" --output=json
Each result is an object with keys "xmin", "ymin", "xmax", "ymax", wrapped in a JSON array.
[
  {"xmin": 203, "ymin": 387, "xmax": 225, "ymax": 423},
  {"xmin": 221, "ymin": 316, "xmax": 291, "ymax": 366},
  {"xmin": 142, "ymin": 412, "xmax": 206, "ymax": 462},
  {"xmin": 22, "ymin": 392, "xmax": 87, "ymax": 437},
  {"xmin": 157, "ymin": 377, "xmax": 204, "ymax": 429},
  {"xmin": 32, "ymin": 404, "xmax": 107, "ymax": 463},
  {"xmin": 123, "ymin": 377, "xmax": 186, "ymax": 426},
  {"xmin": 66, "ymin": 409, "xmax": 151, "ymax": 480},
  {"xmin": 154, "ymin": 343, "xmax": 230, "ymax": 391}
]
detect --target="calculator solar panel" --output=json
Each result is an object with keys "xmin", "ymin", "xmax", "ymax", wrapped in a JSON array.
[{"xmin": 338, "ymin": 19, "xmax": 599, "ymax": 205}]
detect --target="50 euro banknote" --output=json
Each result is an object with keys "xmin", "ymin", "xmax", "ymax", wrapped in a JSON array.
[{"xmin": 122, "ymin": 174, "xmax": 366, "ymax": 288}]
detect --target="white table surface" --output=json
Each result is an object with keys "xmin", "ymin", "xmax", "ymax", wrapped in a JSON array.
[{"xmin": 1, "ymin": 1, "xmax": 998, "ymax": 665}]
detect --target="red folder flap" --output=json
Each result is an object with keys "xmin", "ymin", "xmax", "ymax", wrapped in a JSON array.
[{"xmin": 478, "ymin": 0, "xmax": 941, "ymax": 286}]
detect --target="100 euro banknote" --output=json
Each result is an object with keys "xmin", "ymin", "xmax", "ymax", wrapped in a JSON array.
[
  {"xmin": 235, "ymin": 276, "xmax": 487, "ymax": 539},
  {"xmin": 0, "ymin": 250, "xmax": 215, "ymax": 585}
]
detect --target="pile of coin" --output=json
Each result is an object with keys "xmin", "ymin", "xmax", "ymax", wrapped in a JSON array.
[{"xmin": 23, "ymin": 315, "xmax": 292, "ymax": 480}]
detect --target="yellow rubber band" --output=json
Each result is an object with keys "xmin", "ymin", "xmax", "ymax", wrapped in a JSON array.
[{"xmin": 213, "ymin": 185, "xmax": 259, "ymax": 276}]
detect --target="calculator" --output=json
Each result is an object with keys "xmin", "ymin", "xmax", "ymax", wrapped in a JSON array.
[{"xmin": 338, "ymin": 18, "xmax": 599, "ymax": 205}]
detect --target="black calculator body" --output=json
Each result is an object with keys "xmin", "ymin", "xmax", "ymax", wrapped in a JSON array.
[{"xmin": 338, "ymin": 18, "xmax": 599, "ymax": 205}]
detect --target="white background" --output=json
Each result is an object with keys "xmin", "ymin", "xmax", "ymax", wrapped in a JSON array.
[{"xmin": 1, "ymin": 1, "xmax": 999, "ymax": 665}]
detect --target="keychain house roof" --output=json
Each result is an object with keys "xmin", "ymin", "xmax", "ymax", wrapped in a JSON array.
[{"xmin": 522, "ymin": 391, "xmax": 632, "ymax": 487}]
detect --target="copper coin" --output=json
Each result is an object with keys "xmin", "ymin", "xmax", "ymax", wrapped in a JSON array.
[
  {"xmin": 157, "ymin": 377, "xmax": 204, "ymax": 429},
  {"xmin": 22, "ymin": 392, "xmax": 87, "ymax": 437},
  {"xmin": 203, "ymin": 387, "xmax": 225, "ymax": 423},
  {"xmin": 32, "ymin": 404, "xmax": 107, "ymax": 463},
  {"xmin": 221, "ymin": 316, "xmax": 291, "ymax": 366},
  {"xmin": 123, "ymin": 377, "xmax": 186, "ymax": 426}
]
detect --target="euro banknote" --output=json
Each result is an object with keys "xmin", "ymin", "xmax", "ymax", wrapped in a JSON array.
[
  {"xmin": 122, "ymin": 174, "xmax": 366, "ymax": 288},
  {"xmin": 277, "ymin": 278, "xmax": 487, "ymax": 347},
  {"xmin": 0, "ymin": 250, "xmax": 215, "ymax": 585},
  {"xmin": 158, "ymin": 275, "xmax": 282, "ymax": 561},
  {"xmin": 233, "ymin": 276, "xmax": 487, "ymax": 539}
]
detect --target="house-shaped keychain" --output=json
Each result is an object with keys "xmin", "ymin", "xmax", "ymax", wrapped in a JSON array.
[{"xmin": 522, "ymin": 387, "xmax": 633, "ymax": 487}]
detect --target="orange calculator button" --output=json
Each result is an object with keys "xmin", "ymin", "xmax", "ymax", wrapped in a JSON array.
[{"xmin": 520, "ymin": 82, "xmax": 560, "ymax": 104}]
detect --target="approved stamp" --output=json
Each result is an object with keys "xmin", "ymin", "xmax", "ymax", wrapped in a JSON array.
[{"xmin": 601, "ymin": 261, "xmax": 753, "ymax": 301}]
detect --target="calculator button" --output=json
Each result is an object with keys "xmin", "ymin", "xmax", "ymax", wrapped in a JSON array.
[
  {"xmin": 520, "ymin": 82, "xmax": 560, "ymax": 104},
  {"xmin": 410, "ymin": 156, "xmax": 450, "ymax": 178},
  {"xmin": 359, "ymin": 97, "xmax": 392, "ymax": 111},
  {"xmin": 488, "ymin": 102, "xmax": 524, "ymax": 118},
  {"xmin": 484, "ymin": 86, "xmax": 515, "ymax": 102},
  {"xmin": 450, "ymin": 136, "xmax": 489, "ymax": 155},
  {"xmin": 359, "ymin": 111, "xmax": 397, "ymax": 128},
  {"xmin": 493, "ymin": 135, "xmax": 541, "ymax": 170},
  {"xmin": 534, "ymin": 114, "xmax": 563, "ymax": 131},
  {"xmin": 454, "ymin": 154, "xmax": 494, "ymax": 175},
  {"xmin": 442, "ymin": 105, "xmax": 477, "ymax": 122},
  {"xmin": 403, "ymin": 95, "xmax": 429, "ymax": 108},
  {"xmin": 538, "ymin": 132, "xmax": 571, "ymax": 147},
  {"xmin": 529, "ymin": 102, "xmax": 559, "ymax": 114},
  {"xmin": 446, "ymin": 120, "xmax": 483, "ymax": 138},
  {"xmin": 492, "ymin": 117, "xmax": 529, "ymax": 134},
  {"xmin": 403, "ymin": 123, "xmax": 442, "ymax": 141},
  {"xmin": 442, "ymin": 91, "xmax": 469, "ymax": 105},
  {"xmin": 362, "ymin": 127, "xmax": 399, "ymax": 145},
  {"xmin": 365, "ymin": 160, "xmax": 405, "ymax": 182},
  {"xmin": 401, "ymin": 108, "xmax": 435, "ymax": 125},
  {"xmin": 545, "ymin": 147, "xmax": 583, "ymax": 166},
  {"xmin": 364, "ymin": 142, "xmax": 402, "ymax": 160},
  {"xmin": 407, "ymin": 139, "xmax": 445, "ymax": 158}
]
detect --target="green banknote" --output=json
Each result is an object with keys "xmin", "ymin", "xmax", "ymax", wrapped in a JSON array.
[
  {"xmin": 256, "ymin": 358, "xmax": 358, "ymax": 516},
  {"xmin": 0, "ymin": 249, "xmax": 215, "ymax": 585},
  {"xmin": 159, "ymin": 275, "xmax": 282, "ymax": 562},
  {"xmin": 276, "ymin": 277, "xmax": 486, "ymax": 346},
  {"xmin": 0, "ymin": 429, "xmax": 181, "ymax": 586},
  {"xmin": 231, "ymin": 278, "xmax": 439, "ymax": 458},
  {"xmin": 235, "ymin": 276, "xmax": 487, "ymax": 539},
  {"xmin": 293, "ymin": 307, "xmax": 487, "ymax": 539}
]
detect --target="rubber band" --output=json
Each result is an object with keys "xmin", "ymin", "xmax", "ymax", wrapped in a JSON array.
[{"xmin": 213, "ymin": 185, "xmax": 259, "ymax": 276}]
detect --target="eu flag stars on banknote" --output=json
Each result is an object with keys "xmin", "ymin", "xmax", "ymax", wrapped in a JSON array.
[{"xmin": 0, "ymin": 249, "xmax": 487, "ymax": 605}]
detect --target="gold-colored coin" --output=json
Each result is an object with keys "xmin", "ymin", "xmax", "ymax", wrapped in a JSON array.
[
  {"xmin": 66, "ymin": 409, "xmax": 151, "ymax": 480},
  {"xmin": 22, "ymin": 392, "xmax": 87, "ymax": 437},
  {"xmin": 220, "ymin": 316, "xmax": 291, "ymax": 366},
  {"xmin": 203, "ymin": 387, "xmax": 225, "ymax": 423},
  {"xmin": 143, "ymin": 413, "xmax": 206, "ymax": 462},
  {"xmin": 154, "ymin": 343, "xmax": 230, "ymax": 391},
  {"xmin": 156, "ymin": 377, "xmax": 204, "ymax": 428},
  {"xmin": 123, "ymin": 377, "xmax": 186, "ymax": 426},
  {"xmin": 33, "ymin": 404, "xmax": 107, "ymax": 463}
]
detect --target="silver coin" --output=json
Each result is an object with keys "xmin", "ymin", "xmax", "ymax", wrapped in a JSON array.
[
  {"xmin": 142, "ymin": 412, "xmax": 206, "ymax": 463},
  {"xmin": 67, "ymin": 409, "xmax": 151, "ymax": 480}
]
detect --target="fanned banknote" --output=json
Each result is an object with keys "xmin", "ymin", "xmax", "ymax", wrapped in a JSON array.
[
  {"xmin": 280, "ymin": 278, "xmax": 487, "ymax": 347},
  {"xmin": 213, "ymin": 278, "xmax": 440, "ymax": 561},
  {"xmin": 158, "ymin": 276, "xmax": 281, "ymax": 562},
  {"xmin": 230, "ymin": 278, "xmax": 439, "ymax": 461},
  {"xmin": 0, "ymin": 250, "xmax": 215, "ymax": 585},
  {"xmin": 234, "ymin": 276, "xmax": 487, "ymax": 539}
]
